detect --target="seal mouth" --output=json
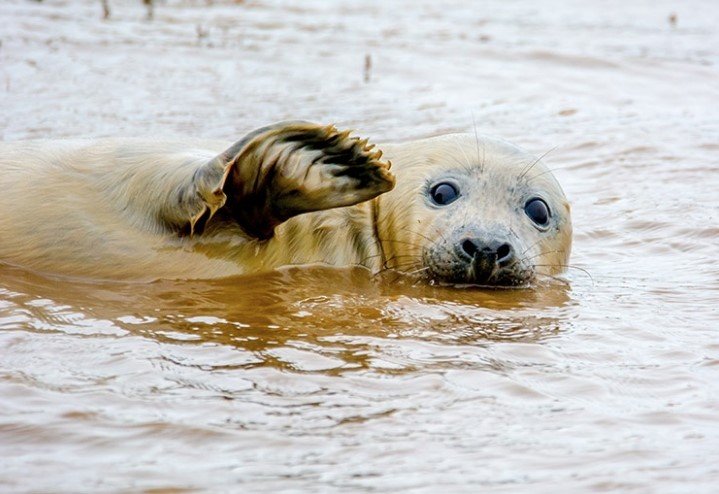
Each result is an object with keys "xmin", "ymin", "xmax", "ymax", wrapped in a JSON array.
[
  {"xmin": 420, "ymin": 253, "xmax": 534, "ymax": 288},
  {"xmin": 468, "ymin": 265, "xmax": 533, "ymax": 288},
  {"xmin": 426, "ymin": 271, "xmax": 534, "ymax": 289},
  {"xmin": 466, "ymin": 255, "xmax": 533, "ymax": 287},
  {"xmin": 419, "ymin": 241, "xmax": 535, "ymax": 288},
  {"xmin": 469, "ymin": 250, "xmax": 501, "ymax": 284}
]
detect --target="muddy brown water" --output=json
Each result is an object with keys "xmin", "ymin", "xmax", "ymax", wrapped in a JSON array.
[{"xmin": 1, "ymin": 0, "xmax": 718, "ymax": 492}]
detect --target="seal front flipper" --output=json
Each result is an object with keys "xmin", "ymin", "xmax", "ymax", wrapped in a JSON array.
[{"xmin": 189, "ymin": 121, "xmax": 395, "ymax": 239}]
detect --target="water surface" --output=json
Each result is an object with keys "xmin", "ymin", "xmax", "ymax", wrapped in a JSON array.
[{"xmin": 1, "ymin": 0, "xmax": 718, "ymax": 492}]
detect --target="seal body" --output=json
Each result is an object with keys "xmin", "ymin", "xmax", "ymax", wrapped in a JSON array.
[{"xmin": 0, "ymin": 122, "xmax": 571, "ymax": 285}]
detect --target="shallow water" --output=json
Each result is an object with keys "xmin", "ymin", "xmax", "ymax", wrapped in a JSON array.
[{"xmin": 1, "ymin": 0, "xmax": 718, "ymax": 492}]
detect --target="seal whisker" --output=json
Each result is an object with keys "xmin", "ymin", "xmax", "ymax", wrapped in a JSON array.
[
  {"xmin": 429, "ymin": 225, "xmax": 450, "ymax": 245},
  {"xmin": 534, "ymin": 272, "xmax": 572, "ymax": 287},
  {"xmin": 527, "ymin": 165, "xmax": 573, "ymax": 182},
  {"xmin": 389, "ymin": 256, "xmax": 423, "ymax": 267},
  {"xmin": 376, "ymin": 237, "xmax": 425, "ymax": 249},
  {"xmin": 373, "ymin": 257, "xmax": 423, "ymax": 278},
  {"xmin": 380, "ymin": 252, "xmax": 423, "ymax": 269},
  {"xmin": 518, "ymin": 249, "xmax": 567, "ymax": 263},
  {"xmin": 397, "ymin": 226, "xmax": 438, "ymax": 245},
  {"xmin": 447, "ymin": 154, "xmax": 472, "ymax": 172},
  {"xmin": 360, "ymin": 252, "xmax": 421, "ymax": 267},
  {"xmin": 534, "ymin": 264, "xmax": 594, "ymax": 284},
  {"xmin": 471, "ymin": 113, "xmax": 483, "ymax": 173},
  {"xmin": 357, "ymin": 252, "xmax": 390, "ymax": 265},
  {"xmin": 453, "ymin": 139, "xmax": 474, "ymax": 171},
  {"xmin": 517, "ymin": 250, "xmax": 568, "ymax": 271},
  {"xmin": 415, "ymin": 222, "xmax": 453, "ymax": 246},
  {"xmin": 404, "ymin": 266, "xmax": 430, "ymax": 277},
  {"xmin": 392, "ymin": 263, "xmax": 424, "ymax": 273},
  {"xmin": 385, "ymin": 254, "xmax": 424, "ymax": 262},
  {"xmin": 519, "ymin": 238, "xmax": 544, "ymax": 257},
  {"xmin": 518, "ymin": 146, "xmax": 557, "ymax": 180},
  {"xmin": 460, "ymin": 204, "xmax": 471, "ymax": 231}
]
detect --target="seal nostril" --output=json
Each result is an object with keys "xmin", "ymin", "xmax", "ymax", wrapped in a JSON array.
[
  {"xmin": 496, "ymin": 243, "xmax": 513, "ymax": 265},
  {"xmin": 461, "ymin": 239, "xmax": 478, "ymax": 258}
]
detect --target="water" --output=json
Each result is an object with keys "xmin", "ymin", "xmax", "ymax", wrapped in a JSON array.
[{"xmin": 1, "ymin": 0, "xmax": 718, "ymax": 492}]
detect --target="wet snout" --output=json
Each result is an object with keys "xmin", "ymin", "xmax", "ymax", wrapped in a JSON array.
[{"xmin": 457, "ymin": 236, "xmax": 516, "ymax": 284}]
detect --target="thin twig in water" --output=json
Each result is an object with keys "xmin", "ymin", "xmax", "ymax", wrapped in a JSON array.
[
  {"xmin": 101, "ymin": 0, "xmax": 110, "ymax": 19},
  {"xmin": 363, "ymin": 54, "xmax": 372, "ymax": 83},
  {"xmin": 144, "ymin": 0, "xmax": 154, "ymax": 21}
]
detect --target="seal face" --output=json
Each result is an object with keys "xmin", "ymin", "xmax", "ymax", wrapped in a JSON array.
[{"xmin": 375, "ymin": 134, "xmax": 572, "ymax": 287}]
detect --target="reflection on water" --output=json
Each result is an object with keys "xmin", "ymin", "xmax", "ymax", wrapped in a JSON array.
[
  {"xmin": 0, "ymin": 262, "xmax": 584, "ymax": 491},
  {"xmin": 0, "ymin": 264, "xmax": 573, "ymax": 370},
  {"xmin": 2, "ymin": 0, "xmax": 719, "ymax": 492}
]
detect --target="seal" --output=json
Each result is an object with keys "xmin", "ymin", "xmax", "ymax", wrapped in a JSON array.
[{"xmin": 0, "ymin": 121, "xmax": 571, "ymax": 285}]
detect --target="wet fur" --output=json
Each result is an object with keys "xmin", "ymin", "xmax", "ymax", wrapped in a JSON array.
[{"xmin": 0, "ymin": 123, "xmax": 571, "ymax": 283}]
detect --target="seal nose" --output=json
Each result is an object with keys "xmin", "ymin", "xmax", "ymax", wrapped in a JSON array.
[{"xmin": 460, "ymin": 238, "xmax": 515, "ymax": 268}]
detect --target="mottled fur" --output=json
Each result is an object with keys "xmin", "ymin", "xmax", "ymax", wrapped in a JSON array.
[{"xmin": 0, "ymin": 122, "xmax": 571, "ymax": 283}]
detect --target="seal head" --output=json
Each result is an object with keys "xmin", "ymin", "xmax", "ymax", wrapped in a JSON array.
[{"xmin": 376, "ymin": 134, "xmax": 572, "ymax": 287}]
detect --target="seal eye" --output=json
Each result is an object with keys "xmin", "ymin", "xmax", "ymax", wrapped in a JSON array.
[
  {"xmin": 525, "ymin": 198, "xmax": 550, "ymax": 226},
  {"xmin": 430, "ymin": 182, "xmax": 459, "ymax": 206}
]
